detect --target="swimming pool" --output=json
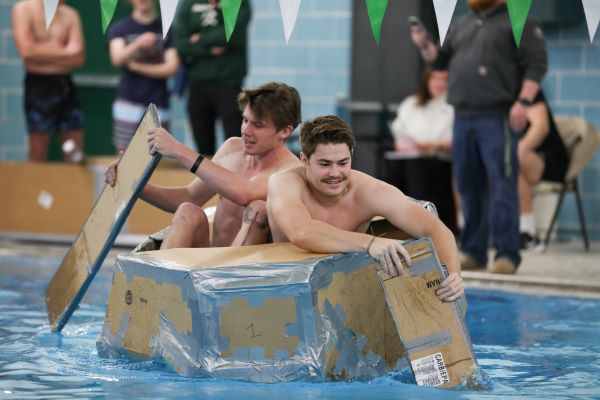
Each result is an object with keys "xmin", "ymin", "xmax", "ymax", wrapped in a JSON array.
[{"xmin": 1, "ymin": 245, "xmax": 599, "ymax": 399}]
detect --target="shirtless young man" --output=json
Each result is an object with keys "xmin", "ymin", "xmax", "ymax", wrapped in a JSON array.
[
  {"xmin": 105, "ymin": 81, "xmax": 301, "ymax": 249},
  {"xmin": 267, "ymin": 115, "xmax": 464, "ymax": 302},
  {"xmin": 12, "ymin": 0, "xmax": 85, "ymax": 162}
]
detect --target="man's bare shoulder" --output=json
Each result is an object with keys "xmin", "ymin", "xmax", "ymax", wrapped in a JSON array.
[
  {"xmin": 271, "ymin": 164, "xmax": 304, "ymax": 181},
  {"xmin": 349, "ymin": 169, "xmax": 398, "ymax": 198},
  {"xmin": 349, "ymin": 169, "xmax": 381, "ymax": 186},
  {"xmin": 215, "ymin": 137, "xmax": 243, "ymax": 158},
  {"xmin": 12, "ymin": 0, "xmax": 36, "ymax": 17},
  {"xmin": 56, "ymin": 3, "xmax": 82, "ymax": 23},
  {"xmin": 273, "ymin": 151, "xmax": 301, "ymax": 172}
]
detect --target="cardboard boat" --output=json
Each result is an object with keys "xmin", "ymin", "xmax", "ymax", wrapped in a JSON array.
[{"xmin": 97, "ymin": 237, "xmax": 477, "ymax": 387}]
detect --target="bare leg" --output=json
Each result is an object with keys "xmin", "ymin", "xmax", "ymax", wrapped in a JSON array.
[
  {"xmin": 517, "ymin": 143, "xmax": 544, "ymax": 214},
  {"xmin": 59, "ymin": 130, "xmax": 84, "ymax": 163},
  {"xmin": 230, "ymin": 200, "xmax": 270, "ymax": 246},
  {"xmin": 28, "ymin": 132, "xmax": 51, "ymax": 162},
  {"xmin": 161, "ymin": 202, "xmax": 211, "ymax": 249}
]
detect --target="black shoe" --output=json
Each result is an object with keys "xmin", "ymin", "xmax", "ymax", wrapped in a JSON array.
[{"xmin": 520, "ymin": 232, "xmax": 544, "ymax": 253}]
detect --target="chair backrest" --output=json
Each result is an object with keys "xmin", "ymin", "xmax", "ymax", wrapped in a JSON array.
[{"xmin": 554, "ymin": 115, "xmax": 600, "ymax": 182}]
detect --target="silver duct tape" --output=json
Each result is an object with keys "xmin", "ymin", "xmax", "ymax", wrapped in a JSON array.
[
  {"xmin": 96, "ymin": 248, "xmax": 404, "ymax": 382},
  {"xmin": 403, "ymin": 329, "xmax": 452, "ymax": 354}
]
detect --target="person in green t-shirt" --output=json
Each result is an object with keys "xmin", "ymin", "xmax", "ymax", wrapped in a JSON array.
[{"xmin": 174, "ymin": 0, "xmax": 251, "ymax": 156}]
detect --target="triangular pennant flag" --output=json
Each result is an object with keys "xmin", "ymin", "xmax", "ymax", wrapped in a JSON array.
[
  {"xmin": 278, "ymin": 0, "xmax": 302, "ymax": 44},
  {"xmin": 221, "ymin": 0, "xmax": 242, "ymax": 42},
  {"xmin": 506, "ymin": 0, "xmax": 533, "ymax": 47},
  {"xmin": 159, "ymin": 0, "xmax": 179, "ymax": 38},
  {"xmin": 43, "ymin": 0, "xmax": 59, "ymax": 30},
  {"xmin": 432, "ymin": 0, "xmax": 457, "ymax": 46},
  {"xmin": 582, "ymin": 0, "xmax": 600, "ymax": 42},
  {"xmin": 100, "ymin": 0, "xmax": 119, "ymax": 33},
  {"xmin": 365, "ymin": 0, "xmax": 389, "ymax": 44}
]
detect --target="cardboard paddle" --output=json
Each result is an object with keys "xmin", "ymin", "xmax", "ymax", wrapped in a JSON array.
[
  {"xmin": 45, "ymin": 104, "xmax": 161, "ymax": 332},
  {"xmin": 376, "ymin": 238, "xmax": 478, "ymax": 388}
]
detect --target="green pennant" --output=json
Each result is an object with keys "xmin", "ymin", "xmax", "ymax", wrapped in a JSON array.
[
  {"xmin": 365, "ymin": 0, "xmax": 389, "ymax": 44},
  {"xmin": 100, "ymin": 0, "xmax": 119, "ymax": 33},
  {"xmin": 506, "ymin": 0, "xmax": 533, "ymax": 47},
  {"xmin": 221, "ymin": 0, "xmax": 242, "ymax": 42}
]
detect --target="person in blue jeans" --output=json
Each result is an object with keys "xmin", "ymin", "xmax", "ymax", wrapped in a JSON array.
[{"xmin": 411, "ymin": 0, "xmax": 548, "ymax": 274}]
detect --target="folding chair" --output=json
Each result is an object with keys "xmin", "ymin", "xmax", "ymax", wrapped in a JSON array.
[{"xmin": 541, "ymin": 115, "xmax": 600, "ymax": 251}]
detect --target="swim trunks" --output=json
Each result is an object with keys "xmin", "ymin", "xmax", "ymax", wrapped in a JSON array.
[{"xmin": 24, "ymin": 73, "xmax": 84, "ymax": 134}]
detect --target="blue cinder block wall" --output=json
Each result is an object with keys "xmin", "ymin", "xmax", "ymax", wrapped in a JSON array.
[
  {"xmin": 1, "ymin": 0, "xmax": 599, "ymax": 240},
  {"xmin": 543, "ymin": 21, "xmax": 600, "ymax": 241}
]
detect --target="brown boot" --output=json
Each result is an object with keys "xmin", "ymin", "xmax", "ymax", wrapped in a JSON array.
[
  {"xmin": 460, "ymin": 253, "xmax": 485, "ymax": 270},
  {"xmin": 490, "ymin": 257, "xmax": 517, "ymax": 274}
]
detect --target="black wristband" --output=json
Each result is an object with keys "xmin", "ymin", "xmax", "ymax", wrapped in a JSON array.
[
  {"xmin": 190, "ymin": 154, "xmax": 204, "ymax": 174},
  {"xmin": 517, "ymin": 97, "xmax": 532, "ymax": 107}
]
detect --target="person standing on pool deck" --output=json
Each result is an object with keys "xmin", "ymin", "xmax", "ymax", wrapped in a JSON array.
[
  {"xmin": 267, "ymin": 115, "xmax": 464, "ymax": 302},
  {"xmin": 410, "ymin": 0, "xmax": 548, "ymax": 274},
  {"xmin": 12, "ymin": 0, "xmax": 85, "ymax": 162}
]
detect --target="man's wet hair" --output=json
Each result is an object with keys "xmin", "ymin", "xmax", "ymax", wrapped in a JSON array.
[
  {"xmin": 237, "ymin": 82, "xmax": 301, "ymax": 131},
  {"xmin": 299, "ymin": 115, "xmax": 356, "ymax": 158}
]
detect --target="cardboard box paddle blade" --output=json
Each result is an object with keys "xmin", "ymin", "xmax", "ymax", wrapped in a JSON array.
[
  {"xmin": 45, "ymin": 104, "xmax": 162, "ymax": 332},
  {"xmin": 376, "ymin": 238, "xmax": 478, "ymax": 388}
]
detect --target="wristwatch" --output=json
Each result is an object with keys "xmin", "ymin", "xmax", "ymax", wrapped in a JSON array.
[{"xmin": 517, "ymin": 97, "xmax": 533, "ymax": 107}]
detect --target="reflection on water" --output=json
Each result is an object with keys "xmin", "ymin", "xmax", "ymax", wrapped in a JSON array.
[{"xmin": 1, "ymin": 248, "xmax": 599, "ymax": 399}]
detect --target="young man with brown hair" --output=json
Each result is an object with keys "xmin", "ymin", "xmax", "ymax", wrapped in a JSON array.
[
  {"xmin": 105, "ymin": 81, "xmax": 301, "ymax": 249},
  {"xmin": 267, "ymin": 115, "xmax": 464, "ymax": 302}
]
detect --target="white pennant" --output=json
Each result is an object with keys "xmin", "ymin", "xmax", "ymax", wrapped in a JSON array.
[
  {"xmin": 159, "ymin": 0, "xmax": 179, "ymax": 38},
  {"xmin": 582, "ymin": 0, "xmax": 600, "ymax": 42},
  {"xmin": 278, "ymin": 0, "xmax": 302, "ymax": 44},
  {"xmin": 432, "ymin": 0, "xmax": 457, "ymax": 46},
  {"xmin": 43, "ymin": 0, "xmax": 59, "ymax": 30}
]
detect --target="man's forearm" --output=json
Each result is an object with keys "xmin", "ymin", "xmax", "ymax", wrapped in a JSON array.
[
  {"xmin": 141, "ymin": 184, "xmax": 192, "ymax": 213},
  {"xmin": 517, "ymin": 79, "xmax": 540, "ymax": 102},
  {"xmin": 429, "ymin": 224, "xmax": 460, "ymax": 274},
  {"xmin": 418, "ymin": 40, "xmax": 439, "ymax": 63}
]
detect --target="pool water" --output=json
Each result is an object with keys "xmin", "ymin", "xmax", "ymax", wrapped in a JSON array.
[{"xmin": 1, "ymin": 248, "xmax": 599, "ymax": 399}]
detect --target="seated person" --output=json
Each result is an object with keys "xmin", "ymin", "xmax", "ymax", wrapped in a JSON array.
[
  {"xmin": 267, "ymin": 115, "xmax": 463, "ymax": 302},
  {"xmin": 105, "ymin": 81, "xmax": 301, "ymax": 249},
  {"xmin": 389, "ymin": 68, "xmax": 456, "ymax": 232},
  {"xmin": 518, "ymin": 91, "xmax": 569, "ymax": 251}
]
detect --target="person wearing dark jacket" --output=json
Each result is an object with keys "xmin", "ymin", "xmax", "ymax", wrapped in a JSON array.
[
  {"xmin": 175, "ymin": 0, "xmax": 251, "ymax": 155},
  {"xmin": 411, "ymin": 0, "xmax": 548, "ymax": 274}
]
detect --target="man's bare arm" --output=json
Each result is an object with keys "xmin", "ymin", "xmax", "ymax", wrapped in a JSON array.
[
  {"xmin": 12, "ymin": 4, "xmax": 84, "ymax": 68},
  {"xmin": 148, "ymin": 129, "xmax": 289, "ymax": 205},
  {"xmin": 357, "ymin": 177, "xmax": 463, "ymax": 301},
  {"xmin": 360, "ymin": 178, "xmax": 459, "ymax": 272},
  {"xmin": 104, "ymin": 151, "xmax": 216, "ymax": 213}
]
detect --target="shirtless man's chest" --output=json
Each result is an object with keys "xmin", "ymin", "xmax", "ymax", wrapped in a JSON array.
[
  {"xmin": 302, "ymin": 191, "xmax": 371, "ymax": 233},
  {"xmin": 211, "ymin": 152, "xmax": 273, "ymax": 246}
]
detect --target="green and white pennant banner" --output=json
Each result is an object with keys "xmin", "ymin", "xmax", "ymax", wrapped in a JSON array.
[
  {"xmin": 279, "ymin": 0, "xmax": 302, "ymax": 44},
  {"xmin": 582, "ymin": 0, "xmax": 600, "ymax": 42},
  {"xmin": 99, "ymin": 0, "xmax": 119, "ymax": 33},
  {"xmin": 365, "ymin": 0, "xmax": 389, "ymax": 44},
  {"xmin": 506, "ymin": 0, "xmax": 533, "ymax": 47},
  {"xmin": 43, "ymin": 0, "xmax": 58, "ymax": 29},
  {"xmin": 221, "ymin": 0, "xmax": 242, "ymax": 42},
  {"xmin": 42, "ymin": 0, "xmax": 600, "ymax": 44},
  {"xmin": 159, "ymin": 0, "xmax": 179, "ymax": 38},
  {"xmin": 432, "ymin": 0, "xmax": 457, "ymax": 46}
]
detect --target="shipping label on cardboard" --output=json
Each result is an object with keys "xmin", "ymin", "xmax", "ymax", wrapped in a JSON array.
[{"xmin": 411, "ymin": 351, "xmax": 450, "ymax": 387}]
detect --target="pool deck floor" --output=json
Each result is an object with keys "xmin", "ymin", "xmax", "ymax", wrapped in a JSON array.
[
  {"xmin": 463, "ymin": 240, "xmax": 600, "ymax": 298},
  {"xmin": 1, "ymin": 237, "xmax": 599, "ymax": 298}
]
